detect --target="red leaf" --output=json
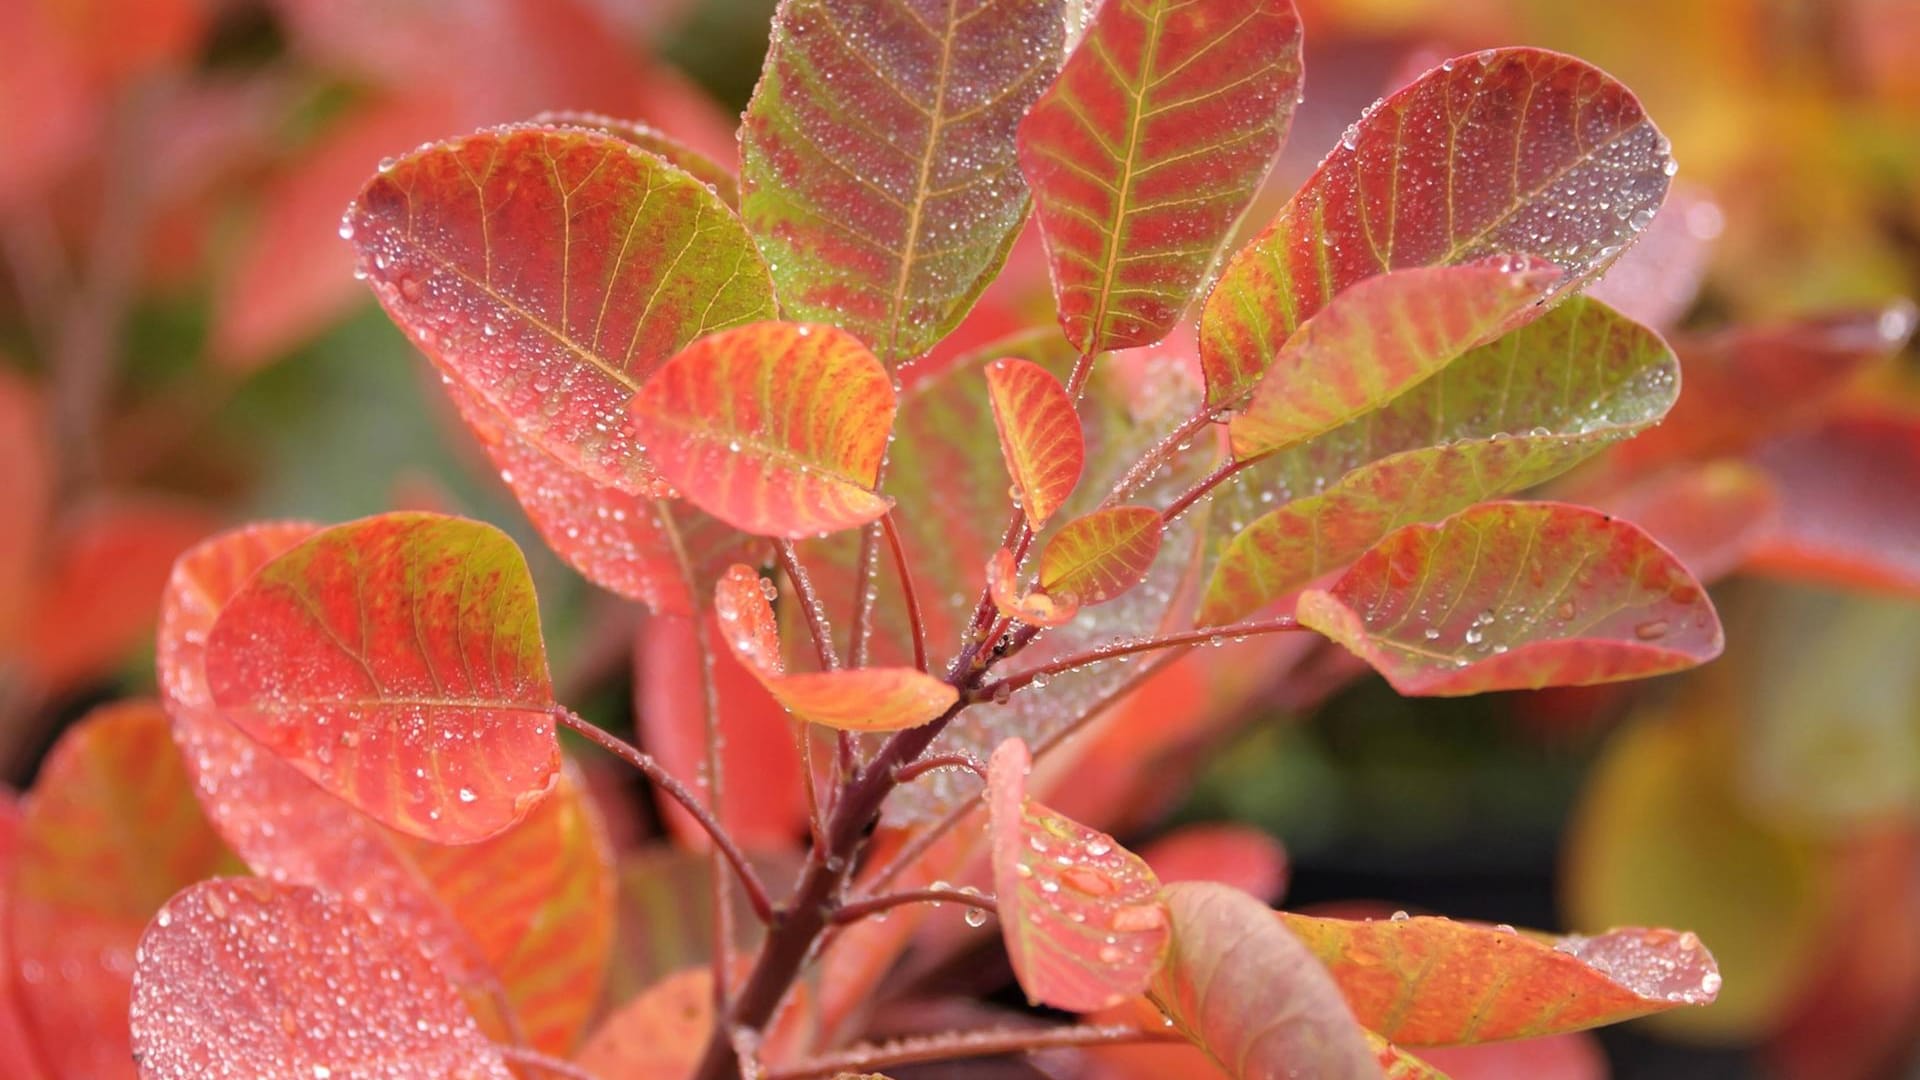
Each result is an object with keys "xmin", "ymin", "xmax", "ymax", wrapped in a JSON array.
[
  {"xmin": 573, "ymin": 968, "xmax": 713, "ymax": 1079},
  {"xmin": 987, "ymin": 738, "xmax": 1168, "ymax": 1011},
  {"xmin": 985, "ymin": 357, "xmax": 1084, "ymax": 529},
  {"xmin": 533, "ymin": 109, "xmax": 741, "ymax": 208},
  {"xmin": 1037, "ymin": 506, "xmax": 1164, "ymax": 606},
  {"xmin": 1282, "ymin": 912, "xmax": 1720, "ymax": 1045},
  {"xmin": 129, "ymin": 879, "xmax": 512, "ymax": 1079},
  {"xmin": 988, "ymin": 547, "xmax": 1079, "ymax": 628},
  {"xmin": 1139, "ymin": 823, "xmax": 1289, "ymax": 902},
  {"xmin": 205, "ymin": 512, "xmax": 560, "ymax": 843},
  {"xmin": 629, "ymin": 321, "xmax": 897, "ymax": 537},
  {"xmin": 1151, "ymin": 882, "xmax": 1377, "ymax": 1078},
  {"xmin": 1297, "ymin": 501, "xmax": 1722, "ymax": 696},
  {"xmin": 1571, "ymin": 461, "xmax": 1779, "ymax": 584},
  {"xmin": 713, "ymin": 564, "xmax": 956, "ymax": 731},
  {"xmin": 1202, "ymin": 48, "xmax": 1673, "ymax": 408},
  {"xmin": 1746, "ymin": 411, "xmax": 1920, "ymax": 598},
  {"xmin": 1414, "ymin": 1033, "xmax": 1606, "ymax": 1080},
  {"xmin": 1227, "ymin": 257, "xmax": 1561, "ymax": 458},
  {"xmin": 0, "ymin": 372, "xmax": 47, "ymax": 641},
  {"xmin": 11, "ymin": 703, "xmax": 226, "ymax": 1079},
  {"xmin": 1585, "ymin": 183, "xmax": 1721, "ymax": 331},
  {"xmin": 1017, "ymin": 0, "xmax": 1304, "ymax": 353},
  {"xmin": 739, "ymin": 0, "xmax": 1066, "ymax": 363},
  {"xmin": 347, "ymin": 124, "xmax": 776, "ymax": 496},
  {"xmin": 0, "ymin": 796, "xmax": 48, "ymax": 1079}
]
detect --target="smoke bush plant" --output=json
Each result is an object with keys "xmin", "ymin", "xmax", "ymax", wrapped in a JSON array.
[{"xmin": 94, "ymin": 0, "xmax": 1733, "ymax": 1076}]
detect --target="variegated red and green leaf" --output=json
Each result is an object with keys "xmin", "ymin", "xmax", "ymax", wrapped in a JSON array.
[
  {"xmin": 347, "ymin": 124, "xmax": 776, "ymax": 495},
  {"xmin": 988, "ymin": 547, "xmax": 1079, "ymax": 628},
  {"xmin": 1566, "ymin": 461, "xmax": 1779, "ymax": 585},
  {"xmin": 1150, "ymin": 881, "xmax": 1376, "ymax": 1079},
  {"xmin": 1227, "ymin": 258, "xmax": 1561, "ymax": 458},
  {"xmin": 10, "ymin": 702, "xmax": 227, "ymax": 1079},
  {"xmin": 129, "ymin": 879, "xmax": 513, "ymax": 1080},
  {"xmin": 1201, "ymin": 48, "xmax": 1673, "ymax": 407},
  {"xmin": 739, "ymin": 0, "xmax": 1065, "ymax": 363},
  {"xmin": 1746, "ymin": 411, "xmax": 1920, "ymax": 599},
  {"xmin": 630, "ymin": 321, "xmax": 896, "ymax": 538},
  {"xmin": 1280, "ymin": 913, "xmax": 1720, "ymax": 1045},
  {"xmin": 1038, "ymin": 506, "xmax": 1164, "ymax": 606},
  {"xmin": 988, "ymin": 738, "xmax": 1168, "ymax": 1011},
  {"xmin": 1016, "ymin": 0, "xmax": 1304, "ymax": 353},
  {"xmin": 204, "ymin": 512, "xmax": 560, "ymax": 844},
  {"xmin": 1201, "ymin": 297, "xmax": 1678, "ymax": 625},
  {"xmin": 1296, "ymin": 502, "xmax": 1722, "ymax": 696},
  {"xmin": 714, "ymin": 564, "xmax": 956, "ymax": 730},
  {"xmin": 532, "ymin": 109, "xmax": 741, "ymax": 207},
  {"xmin": 985, "ymin": 356, "xmax": 1084, "ymax": 529}
]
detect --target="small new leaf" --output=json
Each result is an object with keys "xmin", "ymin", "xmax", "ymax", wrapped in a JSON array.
[
  {"xmin": 985, "ymin": 357, "xmax": 1084, "ymax": 530},
  {"xmin": 1038, "ymin": 506, "xmax": 1164, "ymax": 606}
]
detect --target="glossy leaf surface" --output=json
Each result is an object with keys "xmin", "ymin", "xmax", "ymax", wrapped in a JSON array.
[
  {"xmin": 1017, "ymin": 0, "xmax": 1303, "ymax": 353},
  {"xmin": 532, "ymin": 109, "xmax": 741, "ymax": 207},
  {"xmin": 630, "ymin": 321, "xmax": 896, "ymax": 538},
  {"xmin": 740, "ymin": 0, "xmax": 1065, "ymax": 362},
  {"xmin": 1201, "ymin": 48, "xmax": 1672, "ymax": 407},
  {"xmin": 1297, "ymin": 502, "xmax": 1721, "ymax": 696},
  {"xmin": 1202, "ymin": 297, "xmax": 1677, "ymax": 624},
  {"xmin": 985, "ymin": 357, "xmax": 1083, "ymax": 529},
  {"xmin": 347, "ymin": 124, "xmax": 776, "ymax": 495},
  {"xmin": 988, "ymin": 547, "xmax": 1079, "ymax": 628},
  {"xmin": 129, "ymin": 879, "xmax": 512, "ymax": 1079},
  {"xmin": 11, "ymin": 703, "xmax": 226, "ymax": 1080},
  {"xmin": 1151, "ymin": 882, "xmax": 1376, "ymax": 1079},
  {"xmin": 205, "ymin": 513, "xmax": 559, "ymax": 843},
  {"xmin": 1037, "ymin": 506, "xmax": 1164, "ymax": 606},
  {"xmin": 1228, "ymin": 258, "xmax": 1560, "ymax": 458},
  {"xmin": 714, "ymin": 565, "xmax": 956, "ymax": 730},
  {"xmin": 1281, "ymin": 913, "xmax": 1720, "ymax": 1045},
  {"xmin": 988, "ymin": 738, "xmax": 1168, "ymax": 1011}
]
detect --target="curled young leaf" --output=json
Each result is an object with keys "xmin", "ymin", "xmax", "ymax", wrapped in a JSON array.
[
  {"xmin": 985, "ymin": 356, "xmax": 1084, "ymax": 530},
  {"xmin": 1228, "ymin": 257, "xmax": 1561, "ymax": 458},
  {"xmin": 1202, "ymin": 48, "xmax": 1673, "ymax": 408},
  {"xmin": 988, "ymin": 547, "xmax": 1079, "ymax": 628},
  {"xmin": 1280, "ymin": 912, "xmax": 1720, "ymax": 1045},
  {"xmin": 1037, "ymin": 506, "xmax": 1164, "ymax": 606},
  {"xmin": 129, "ymin": 879, "xmax": 512, "ymax": 1079},
  {"xmin": 347, "ymin": 124, "xmax": 776, "ymax": 495},
  {"xmin": 205, "ymin": 512, "xmax": 560, "ymax": 844},
  {"xmin": 988, "ymin": 738, "xmax": 1169, "ymax": 1012},
  {"xmin": 1151, "ymin": 881, "xmax": 1377, "ymax": 1079},
  {"xmin": 1296, "ymin": 501, "xmax": 1722, "ymax": 696},
  {"xmin": 1018, "ymin": 0, "xmax": 1304, "ymax": 354},
  {"xmin": 630, "ymin": 322, "xmax": 897, "ymax": 538},
  {"xmin": 714, "ymin": 565, "xmax": 956, "ymax": 731}
]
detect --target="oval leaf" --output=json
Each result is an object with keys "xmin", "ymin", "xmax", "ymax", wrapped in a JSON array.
[
  {"xmin": 740, "ymin": 0, "xmax": 1065, "ymax": 362},
  {"xmin": 347, "ymin": 124, "xmax": 776, "ymax": 495},
  {"xmin": 1296, "ymin": 501, "xmax": 1722, "ymax": 696},
  {"xmin": 1201, "ymin": 296, "xmax": 1678, "ymax": 625},
  {"xmin": 1151, "ymin": 881, "xmax": 1377, "ymax": 1079},
  {"xmin": 205, "ymin": 512, "xmax": 560, "ymax": 843},
  {"xmin": 630, "ymin": 322, "xmax": 897, "ymax": 538},
  {"xmin": 1228, "ymin": 257, "xmax": 1561, "ymax": 458},
  {"xmin": 988, "ymin": 547, "xmax": 1079, "ymax": 628},
  {"xmin": 714, "ymin": 565, "xmax": 956, "ymax": 730},
  {"xmin": 1038, "ymin": 506, "xmax": 1164, "ymax": 606},
  {"xmin": 1748, "ymin": 412, "xmax": 1920, "ymax": 599},
  {"xmin": 1281, "ymin": 912, "xmax": 1720, "ymax": 1045},
  {"xmin": 129, "ymin": 879, "xmax": 512, "ymax": 1079},
  {"xmin": 1017, "ymin": 0, "xmax": 1304, "ymax": 353},
  {"xmin": 1201, "ymin": 48, "xmax": 1673, "ymax": 407},
  {"xmin": 988, "ymin": 738, "xmax": 1168, "ymax": 1011},
  {"xmin": 532, "ymin": 109, "xmax": 741, "ymax": 207},
  {"xmin": 985, "ymin": 357, "xmax": 1084, "ymax": 529}
]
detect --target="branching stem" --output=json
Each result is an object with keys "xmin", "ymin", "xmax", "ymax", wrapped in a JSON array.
[
  {"xmin": 830, "ymin": 886, "xmax": 996, "ymax": 925},
  {"xmin": 973, "ymin": 617, "xmax": 1305, "ymax": 700}
]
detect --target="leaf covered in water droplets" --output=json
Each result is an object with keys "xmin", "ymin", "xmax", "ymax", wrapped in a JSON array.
[
  {"xmin": 346, "ymin": 124, "xmax": 776, "ymax": 495},
  {"xmin": 1296, "ymin": 501, "xmax": 1722, "ymax": 696},
  {"xmin": 984, "ymin": 356, "xmax": 1084, "ymax": 530},
  {"xmin": 1228, "ymin": 257, "xmax": 1561, "ymax": 458},
  {"xmin": 1037, "ymin": 506, "xmax": 1164, "ymax": 606},
  {"xmin": 531, "ymin": 110, "xmax": 742, "ymax": 208},
  {"xmin": 205, "ymin": 512, "xmax": 560, "ymax": 844},
  {"xmin": 1201, "ymin": 48, "xmax": 1673, "ymax": 408},
  {"xmin": 989, "ymin": 547, "xmax": 1079, "ymax": 628},
  {"xmin": 129, "ymin": 878, "xmax": 513, "ymax": 1079},
  {"xmin": 739, "ymin": 0, "xmax": 1066, "ymax": 363},
  {"xmin": 1280, "ymin": 912, "xmax": 1720, "ymax": 1045},
  {"xmin": 714, "ymin": 565, "xmax": 956, "ymax": 730},
  {"xmin": 630, "ymin": 322, "xmax": 897, "ymax": 538},
  {"xmin": 988, "ymin": 738, "xmax": 1169, "ymax": 1011},
  {"xmin": 1017, "ymin": 0, "xmax": 1304, "ymax": 354},
  {"xmin": 1150, "ymin": 881, "xmax": 1377, "ymax": 1078}
]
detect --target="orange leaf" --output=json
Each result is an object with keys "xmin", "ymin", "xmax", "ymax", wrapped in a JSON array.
[
  {"xmin": 987, "ymin": 547, "xmax": 1079, "ymax": 628},
  {"xmin": 1037, "ymin": 506, "xmax": 1163, "ymax": 606},
  {"xmin": 984, "ymin": 357, "xmax": 1084, "ymax": 529}
]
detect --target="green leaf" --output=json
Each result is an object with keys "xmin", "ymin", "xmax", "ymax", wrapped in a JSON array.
[{"xmin": 1038, "ymin": 506, "xmax": 1164, "ymax": 606}]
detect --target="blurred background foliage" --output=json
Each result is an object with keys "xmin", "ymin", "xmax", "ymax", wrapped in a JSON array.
[{"xmin": 1, "ymin": 1, "xmax": 1917, "ymax": 1077}]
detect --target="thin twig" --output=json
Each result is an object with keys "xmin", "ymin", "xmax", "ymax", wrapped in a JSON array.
[
  {"xmin": 798, "ymin": 722, "xmax": 828, "ymax": 854},
  {"xmin": 556, "ymin": 710, "xmax": 774, "ymax": 925},
  {"xmin": 878, "ymin": 511, "xmax": 929, "ymax": 672},
  {"xmin": 973, "ymin": 617, "xmax": 1306, "ymax": 700},
  {"xmin": 829, "ymin": 887, "xmax": 996, "ymax": 925},
  {"xmin": 1063, "ymin": 348, "xmax": 1098, "ymax": 400},
  {"xmin": 849, "ymin": 524, "xmax": 881, "ymax": 667},
  {"xmin": 892, "ymin": 752, "xmax": 986, "ymax": 785},
  {"xmin": 1102, "ymin": 407, "xmax": 1217, "ymax": 506},
  {"xmin": 775, "ymin": 539, "xmax": 840, "ymax": 671},
  {"xmin": 1160, "ymin": 455, "xmax": 1258, "ymax": 524},
  {"xmin": 766, "ymin": 1024, "xmax": 1183, "ymax": 1079}
]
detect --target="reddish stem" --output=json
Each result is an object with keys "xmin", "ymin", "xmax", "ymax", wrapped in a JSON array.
[
  {"xmin": 892, "ymin": 752, "xmax": 987, "ymax": 785},
  {"xmin": 879, "ymin": 511, "xmax": 930, "ymax": 672},
  {"xmin": 973, "ymin": 617, "xmax": 1304, "ymax": 700},
  {"xmin": 776, "ymin": 539, "xmax": 841, "ymax": 671},
  {"xmin": 830, "ymin": 886, "xmax": 997, "ymax": 925},
  {"xmin": 766, "ymin": 1024, "xmax": 1183, "ymax": 1079}
]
